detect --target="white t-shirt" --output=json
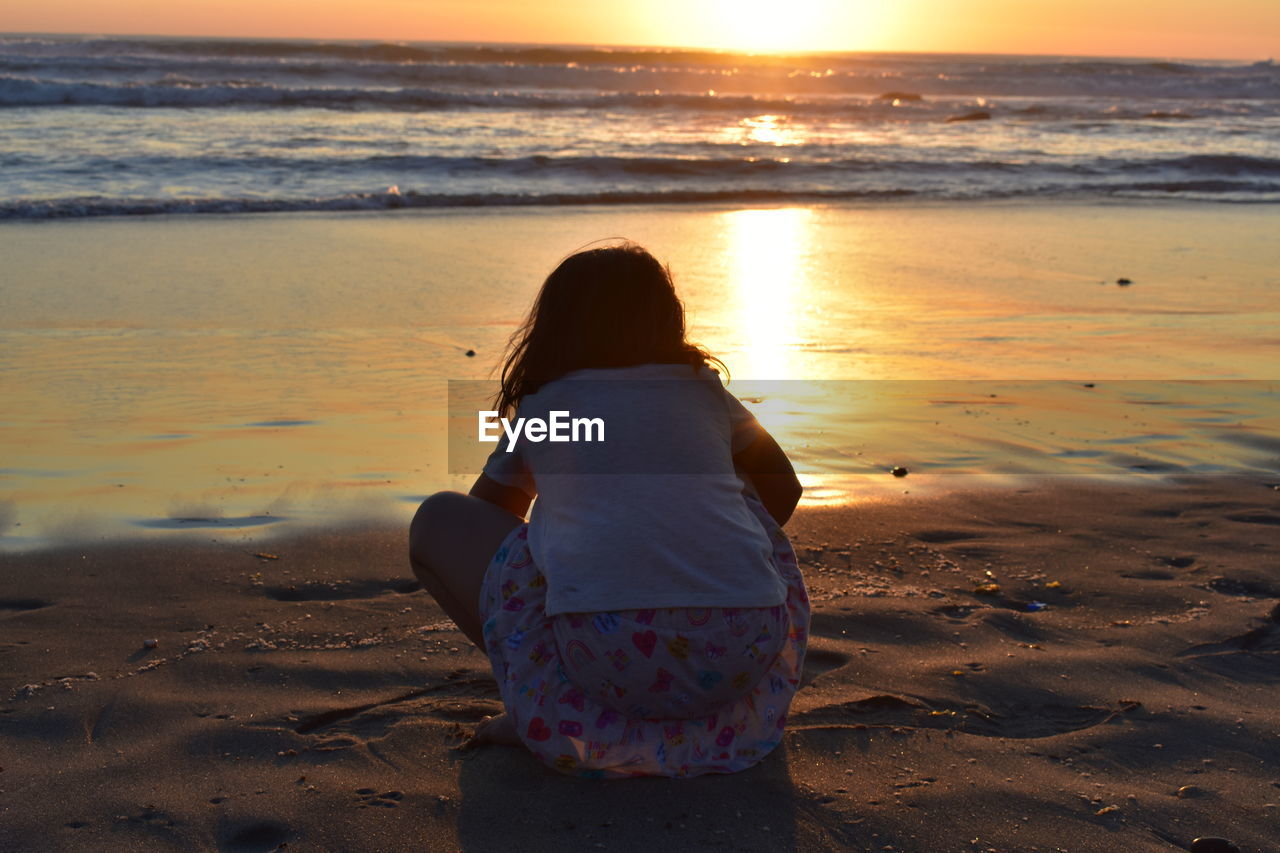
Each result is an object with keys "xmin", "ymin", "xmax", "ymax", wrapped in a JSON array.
[{"xmin": 482, "ymin": 363, "xmax": 787, "ymax": 615}]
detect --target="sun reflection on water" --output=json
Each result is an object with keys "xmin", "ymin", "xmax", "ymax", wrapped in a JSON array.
[
  {"xmin": 721, "ymin": 207, "xmax": 814, "ymax": 381},
  {"xmin": 739, "ymin": 114, "xmax": 803, "ymax": 147},
  {"xmin": 715, "ymin": 207, "xmax": 889, "ymax": 505}
]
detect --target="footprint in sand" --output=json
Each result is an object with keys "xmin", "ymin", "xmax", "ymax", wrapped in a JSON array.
[
  {"xmin": 264, "ymin": 578, "xmax": 420, "ymax": 602},
  {"xmin": 1122, "ymin": 569, "xmax": 1176, "ymax": 580},
  {"xmin": 289, "ymin": 678, "xmax": 501, "ymax": 759},
  {"xmin": 800, "ymin": 648, "xmax": 853, "ymax": 688},
  {"xmin": 354, "ymin": 788, "xmax": 403, "ymax": 809},
  {"xmin": 1175, "ymin": 611, "xmax": 1280, "ymax": 682},
  {"xmin": 1225, "ymin": 512, "xmax": 1280, "ymax": 526},
  {"xmin": 0, "ymin": 598, "xmax": 52, "ymax": 613},
  {"xmin": 912, "ymin": 529, "xmax": 982, "ymax": 543},
  {"xmin": 1206, "ymin": 577, "xmax": 1280, "ymax": 598},
  {"xmin": 980, "ymin": 611, "xmax": 1046, "ymax": 642},
  {"xmin": 930, "ymin": 603, "xmax": 984, "ymax": 620},
  {"xmin": 215, "ymin": 818, "xmax": 295, "ymax": 853},
  {"xmin": 113, "ymin": 806, "xmax": 179, "ymax": 835},
  {"xmin": 792, "ymin": 695, "xmax": 1132, "ymax": 739},
  {"xmin": 1178, "ymin": 610, "xmax": 1280, "ymax": 657}
]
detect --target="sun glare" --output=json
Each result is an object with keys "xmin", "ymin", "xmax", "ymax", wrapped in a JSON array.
[
  {"xmin": 740, "ymin": 114, "xmax": 803, "ymax": 146},
  {"xmin": 702, "ymin": 0, "xmax": 864, "ymax": 53}
]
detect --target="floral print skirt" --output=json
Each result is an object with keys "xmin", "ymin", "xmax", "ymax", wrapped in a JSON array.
[{"xmin": 478, "ymin": 495, "xmax": 809, "ymax": 778}]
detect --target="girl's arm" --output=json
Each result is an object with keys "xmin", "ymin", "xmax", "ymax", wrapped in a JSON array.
[
  {"xmin": 469, "ymin": 473, "xmax": 534, "ymax": 519},
  {"xmin": 733, "ymin": 429, "xmax": 802, "ymax": 527}
]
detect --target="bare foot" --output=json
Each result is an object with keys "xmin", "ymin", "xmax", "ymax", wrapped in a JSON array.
[{"xmin": 459, "ymin": 713, "xmax": 522, "ymax": 751}]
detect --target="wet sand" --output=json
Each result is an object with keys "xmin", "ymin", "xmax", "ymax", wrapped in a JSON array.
[
  {"xmin": 3, "ymin": 201, "xmax": 1279, "ymax": 548},
  {"xmin": 3, "ymin": 475, "xmax": 1278, "ymax": 852}
]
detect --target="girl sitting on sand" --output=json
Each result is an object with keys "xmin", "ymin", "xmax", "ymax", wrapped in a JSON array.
[{"xmin": 409, "ymin": 242, "xmax": 808, "ymax": 778}]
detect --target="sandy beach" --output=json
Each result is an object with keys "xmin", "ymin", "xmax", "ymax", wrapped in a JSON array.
[
  {"xmin": 4, "ymin": 23, "xmax": 1280, "ymax": 853},
  {"xmin": 2, "ymin": 198, "xmax": 1277, "ymax": 853},
  {"xmin": 3, "ymin": 474, "xmax": 1277, "ymax": 851}
]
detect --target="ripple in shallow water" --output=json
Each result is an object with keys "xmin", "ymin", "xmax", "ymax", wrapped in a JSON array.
[{"xmin": 133, "ymin": 515, "xmax": 285, "ymax": 530}]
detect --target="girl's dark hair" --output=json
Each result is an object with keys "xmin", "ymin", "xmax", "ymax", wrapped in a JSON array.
[{"xmin": 495, "ymin": 242, "xmax": 724, "ymax": 416}]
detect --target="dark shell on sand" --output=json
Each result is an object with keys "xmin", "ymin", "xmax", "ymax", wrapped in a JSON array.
[
  {"xmin": 890, "ymin": 466, "xmax": 909, "ymax": 478},
  {"xmin": 465, "ymin": 349, "xmax": 476, "ymax": 357}
]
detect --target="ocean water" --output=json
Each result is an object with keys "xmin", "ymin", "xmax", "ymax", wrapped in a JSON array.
[{"xmin": 2, "ymin": 35, "xmax": 1279, "ymax": 217}]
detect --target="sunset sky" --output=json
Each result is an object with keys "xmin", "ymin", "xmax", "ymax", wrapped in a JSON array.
[{"xmin": 5, "ymin": 0, "xmax": 1278, "ymax": 59}]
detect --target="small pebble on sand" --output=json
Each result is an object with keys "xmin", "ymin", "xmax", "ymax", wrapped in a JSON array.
[
  {"xmin": 142, "ymin": 639, "xmax": 158, "ymax": 649},
  {"xmin": 890, "ymin": 466, "xmax": 908, "ymax": 478},
  {"xmin": 465, "ymin": 349, "xmax": 476, "ymax": 357}
]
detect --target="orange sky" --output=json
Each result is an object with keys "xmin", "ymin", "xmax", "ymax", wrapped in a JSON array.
[{"xmin": 6, "ymin": 0, "xmax": 1278, "ymax": 59}]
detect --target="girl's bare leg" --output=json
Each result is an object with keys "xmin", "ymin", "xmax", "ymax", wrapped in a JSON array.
[{"xmin": 408, "ymin": 491, "xmax": 521, "ymax": 649}]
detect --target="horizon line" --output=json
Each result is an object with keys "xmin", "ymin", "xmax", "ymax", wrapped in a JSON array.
[{"xmin": 1, "ymin": 30, "xmax": 1268, "ymax": 65}]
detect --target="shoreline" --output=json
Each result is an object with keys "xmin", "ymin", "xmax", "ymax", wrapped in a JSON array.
[
  {"xmin": 5, "ymin": 194, "xmax": 1280, "ymax": 229},
  {"xmin": 3, "ymin": 469, "xmax": 1276, "ymax": 555},
  {"xmin": 3, "ymin": 475, "xmax": 1277, "ymax": 851}
]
